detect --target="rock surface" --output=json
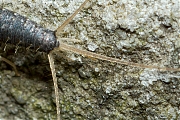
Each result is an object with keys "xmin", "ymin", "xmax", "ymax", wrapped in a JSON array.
[{"xmin": 0, "ymin": 0, "xmax": 180, "ymax": 119}]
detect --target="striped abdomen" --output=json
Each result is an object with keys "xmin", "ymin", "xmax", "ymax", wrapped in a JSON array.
[{"xmin": 0, "ymin": 8, "xmax": 59, "ymax": 53}]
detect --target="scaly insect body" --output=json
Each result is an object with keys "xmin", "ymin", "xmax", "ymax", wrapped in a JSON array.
[
  {"xmin": 0, "ymin": 8, "xmax": 59, "ymax": 53},
  {"xmin": 0, "ymin": 0, "xmax": 180, "ymax": 120}
]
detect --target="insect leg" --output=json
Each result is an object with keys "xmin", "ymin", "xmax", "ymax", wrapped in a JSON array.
[{"xmin": 0, "ymin": 56, "xmax": 20, "ymax": 76}]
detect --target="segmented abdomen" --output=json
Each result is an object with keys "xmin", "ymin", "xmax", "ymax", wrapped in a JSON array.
[{"xmin": 0, "ymin": 8, "xmax": 59, "ymax": 53}]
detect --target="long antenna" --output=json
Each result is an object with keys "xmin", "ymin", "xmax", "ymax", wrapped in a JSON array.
[
  {"xmin": 59, "ymin": 43, "xmax": 180, "ymax": 72},
  {"xmin": 50, "ymin": 1, "xmax": 89, "ymax": 119},
  {"xmin": 55, "ymin": 0, "xmax": 89, "ymax": 34},
  {"xmin": 48, "ymin": 53, "xmax": 61, "ymax": 120}
]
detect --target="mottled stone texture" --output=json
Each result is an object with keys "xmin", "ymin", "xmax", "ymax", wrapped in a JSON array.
[{"xmin": 0, "ymin": 0, "xmax": 179, "ymax": 119}]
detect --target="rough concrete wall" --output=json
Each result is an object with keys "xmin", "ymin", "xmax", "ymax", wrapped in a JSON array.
[{"xmin": 0, "ymin": 0, "xmax": 180, "ymax": 119}]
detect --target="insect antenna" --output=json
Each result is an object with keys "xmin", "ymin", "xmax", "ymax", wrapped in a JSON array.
[
  {"xmin": 48, "ymin": 53, "xmax": 60, "ymax": 120},
  {"xmin": 54, "ymin": 0, "xmax": 179, "ymax": 72},
  {"xmin": 48, "ymin": 0, "xmax": 89, "ymax": 120},
  {"xmin": 59, "ymin": 43, "xmax": 180, "ymax": 72},
  {"xmin": 55, "ymin": 0, "xmax": 89, "ymax": 35}
]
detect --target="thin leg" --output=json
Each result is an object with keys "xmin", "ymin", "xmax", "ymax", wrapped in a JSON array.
[{"xmin": 0, "ymin": 56, "xmax": 20, "ymax": 76}]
